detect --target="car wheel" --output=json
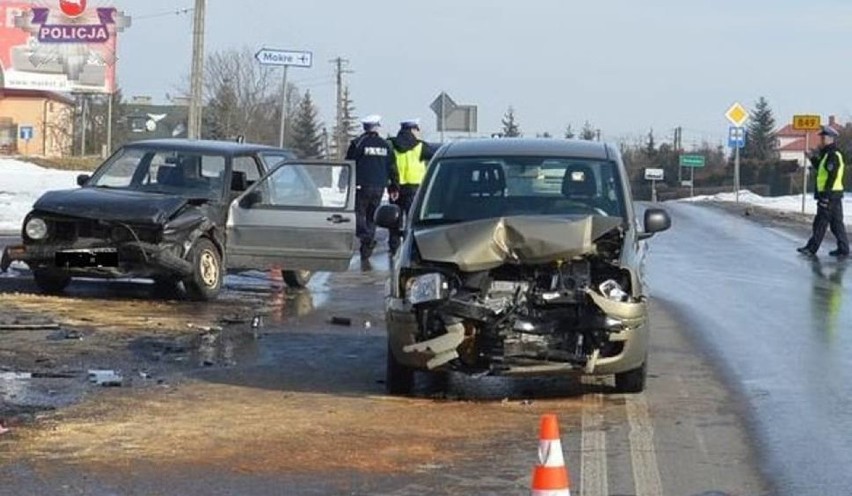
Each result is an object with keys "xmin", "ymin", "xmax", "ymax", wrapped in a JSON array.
[
  {"xmin": 184, "ymin": 238, "xmax": 222, "ymax": 301},
  {"xmin": 386, "ymin": 342, "xmax": 414, "ymax": 395},
  {"xmin": 282, "ymin": 269, "xmax": 312, "ymax": 289},
  {"xmin": 33, "ymin": 269, "xmax": 71, "ymax": 294},
  {"xmin": 614, "ymin": 361, "xmax": 647, "ymax": 394}
]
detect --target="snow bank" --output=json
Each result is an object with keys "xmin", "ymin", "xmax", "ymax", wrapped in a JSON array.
[
  {"xmin": 0, "ymin": 159, "xmax": 86, "ymax": 232},
  {"xmin": 681, "ymin": 189, "xmax": 852, "ymax": 222}
]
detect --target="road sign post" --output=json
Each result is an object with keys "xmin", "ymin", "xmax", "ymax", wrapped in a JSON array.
[
  {"xmin": 645, "ymin": 168, "xmax": 664, "ymax": 202},
  {"xmin": 725, "ymin": 102, "xmax": 749, "ymax": 204},
  {"xmin": 678, "ymin": 155, "xmax": 704, "ymax": 199},
  {"xmin": 793, "ymin": 115, "xmax": 821, "ymax": 214},
  {"xmin": 255, "ymin": 48, "xmax": 313, "ymax": 148},
  {"xmin": 19, "ymin": 126, "xmax": 34, "ymax": 155}
]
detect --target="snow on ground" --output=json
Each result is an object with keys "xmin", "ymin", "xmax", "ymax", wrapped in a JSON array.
[
  {"xmin": 681, "ymin": 189, "xmax": 852, "ymax": 226},
  {"xmin": 0, "ymin": 158, "xmax": 86, "ymax": 232}
]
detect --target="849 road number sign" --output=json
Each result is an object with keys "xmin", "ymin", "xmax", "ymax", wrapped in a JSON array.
[{"xmin": 793, "ymin": 115, "xmax": 821, "ymax": 131}]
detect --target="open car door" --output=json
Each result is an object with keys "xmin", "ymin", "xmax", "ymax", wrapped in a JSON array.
[{"xmin": 226, "ymin": 160, "xmax": 356, "ymax": 272}]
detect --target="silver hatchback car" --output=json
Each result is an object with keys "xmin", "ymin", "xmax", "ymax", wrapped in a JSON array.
[{"xmin": 376, "ymin": 139, "xmax": 671, "ymax": 395}]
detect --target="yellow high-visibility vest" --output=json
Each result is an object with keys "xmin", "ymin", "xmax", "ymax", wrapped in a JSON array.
[
  {"xmin": 817, "ymin": 150, "xmax": 846, "ymax": 193},
  {"xmin": 394, "ymin": 143, "xmax": 426, "ymax": 185}
]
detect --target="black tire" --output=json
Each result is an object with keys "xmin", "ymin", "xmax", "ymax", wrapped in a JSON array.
[
  {"xmin": 386, "ymin": 343, "xmax": 414, "ymax": 395},
  {"xmin": 183, "ymin": 238, "xmax": 222, "ymax": 301},
  {"xmin": 282, "ymin": 269, "xmax": 312, "ymax": 289},
  {"xmin": 615, "ymin": 361, "xmax": 647, "ymax": 394},
  {"xmin": 33, "ymin": 269, "xmax": 71, "ymax": 294}
]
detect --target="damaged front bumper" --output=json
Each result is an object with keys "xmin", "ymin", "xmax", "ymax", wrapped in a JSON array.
[
  {"xmin": 386, "ymin": 292, "xmax": 648, "ymax": 377},
  {"xmin": 0, "ymin": 241, "xmax": 193, "ymax": 278}
]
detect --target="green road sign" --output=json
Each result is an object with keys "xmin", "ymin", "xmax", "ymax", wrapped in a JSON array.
[{"xmin": 679, "ymin": 155, "xmax": 705, "ymax": 168}]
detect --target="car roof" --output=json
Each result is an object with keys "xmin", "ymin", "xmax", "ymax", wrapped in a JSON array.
[
  {"xmin": 122, "ymin": 138, "xmax": 294, "ymax": 156},
  {"xmin": 437, "ymin": 138, "xmax": 613, "ymax": 160}
]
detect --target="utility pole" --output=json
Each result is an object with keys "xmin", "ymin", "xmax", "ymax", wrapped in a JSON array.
[
  {"xmin": 675, "ymin": 126, "xmax": 682, "ymax": 184},
  {"xmin": 331, "ymin": 57, "xmax": 352, "ymax": 159},
  {"xmin": 187, "ymin": 0, "xmax": 206, "ymax": 139},
  {"xmin": 79, "ymin": 94, "xmax": 87, "ymax": 156},
  {"xmin": 106, "ymin": 91, "xmax": 113, "ymax": 156}
]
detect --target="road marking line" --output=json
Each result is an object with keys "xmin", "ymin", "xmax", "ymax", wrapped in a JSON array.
[
  {"xmin": 581, "ymin": 403, "xmax": 608, "ymax": 496},
  {"xmin": 626, "ymin": 396, "xmax": 664, "ymax": 496}
]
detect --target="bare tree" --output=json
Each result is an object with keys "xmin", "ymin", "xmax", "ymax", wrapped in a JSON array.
[{"xmin": 201, "ymin": 48, "xmax": 300, "ymax": 146}]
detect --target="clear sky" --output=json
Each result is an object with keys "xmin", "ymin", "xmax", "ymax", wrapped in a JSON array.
[{"xmin": 113, "ymin": 0, "xmax": 852, "ymax": 147}]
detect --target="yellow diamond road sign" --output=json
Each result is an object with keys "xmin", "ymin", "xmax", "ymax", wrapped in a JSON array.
[{"xmin": 725, "ymin": 102, "xmax": 749, "ymax": 127}]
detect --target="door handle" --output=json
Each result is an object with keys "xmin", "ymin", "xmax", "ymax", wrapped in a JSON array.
[{"xmin": 326, "ymin": 214, "xmax": 351, "ymax": 224}]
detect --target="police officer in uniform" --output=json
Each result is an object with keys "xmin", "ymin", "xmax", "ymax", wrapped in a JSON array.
[
  {"xmin": 345, "ymin": 115, "xmax": 399, "ymax": 260},
  {"xmin": 388, "ymin": 118, "xmax": 436, "ymax": 253},
  {"xmin": 798, "ymin": 125, "xmax": 849, "ymax": 257}
]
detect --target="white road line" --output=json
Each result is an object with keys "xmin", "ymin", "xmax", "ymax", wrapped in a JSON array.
[
  {"xmin": 581, "ymin": 403, "xmax": 608, "ymax": 496},
  {"xmin": 626, "ymin": 396, "xmax": 664, "ymax": 496}
]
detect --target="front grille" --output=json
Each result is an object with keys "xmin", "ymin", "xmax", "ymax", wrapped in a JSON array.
[{"xmin": 46, "ymin": 217, "xmax": 161, "ymax": 244}]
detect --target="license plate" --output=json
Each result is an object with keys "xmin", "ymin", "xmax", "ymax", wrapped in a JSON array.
[{"xmin": 56, "ymin": 248, "xmax": 119, "ymax": 268}]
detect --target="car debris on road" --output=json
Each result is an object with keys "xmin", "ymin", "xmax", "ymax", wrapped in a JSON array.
[{"xmin": 88, "ymin": 370, "xmax": 124, "ymax": 387}]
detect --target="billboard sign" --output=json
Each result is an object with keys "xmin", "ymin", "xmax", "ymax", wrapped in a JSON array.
[{"xmin": 0, "ymin": 1, "xmax": 130, "ymax": 93}]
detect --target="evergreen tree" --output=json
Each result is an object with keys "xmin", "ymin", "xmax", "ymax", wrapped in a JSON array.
[
  {"xmin": 291, "ymin": 90, "xmax": 323, "ymax": 159},
  {"xmin": 580, "ymin": 121, "xmax": 596, "ymax": 141},
  {"xmin": 743, "ymin": 96, "xmax": 778, "ymax": 161},
  {"xmin": 501, "ymin": 106, "xmax": 521, "ymax": 137},
  {"xmin": 204, "ymin": 82, "xmax": 238, "ymax": 141},
  {"xmin": 564, "ymin": 124, "xmax": 575, "ymax": 140}
]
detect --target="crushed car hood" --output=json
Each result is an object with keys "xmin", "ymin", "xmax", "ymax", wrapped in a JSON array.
[
  {"xmin": 33, "ymin": 188, "xmax": 189, "ymax": 225},
  {"xmin": 413, "ymin": 215, "xmax": 624, "ymax": 272}
]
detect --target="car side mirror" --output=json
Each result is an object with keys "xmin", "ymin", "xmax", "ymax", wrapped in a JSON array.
[
  {"xmin": 375, "ymin": 204, "xmax": 402, "ymax": 230},
  {"xmin": 239, "ymin": 190, "xmax": 263, "ymax": 209},
  {"xmin": 640, "ymin": 208, "xmax": 671, "ymax": 239},
  {"xmin": 77, "ymin": 174, "xmax": 90, "ymax": 187}
]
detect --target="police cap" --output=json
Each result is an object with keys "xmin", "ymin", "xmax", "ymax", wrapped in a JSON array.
[{"xmin": 819, "ymin": 125, "xmax": 840, "ymax": 138}]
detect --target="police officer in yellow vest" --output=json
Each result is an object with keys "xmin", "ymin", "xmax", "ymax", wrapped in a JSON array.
[
  {"xmin": 798, "ymin": 125, "xmax": 849, "ymax": 257},
  {"xmin": 388, "ymin": 119, "xmax": 436, "ymax": 253}
]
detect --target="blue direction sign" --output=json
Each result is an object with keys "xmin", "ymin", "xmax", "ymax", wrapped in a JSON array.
[
  {"xmin": 728, "ymin": 126, "xmax": 746, "ymax": 149},
  {"xmin": 254, "ymin": 48, "xmax": 313, "ymax": 68},
  {"xmin": 19, "ymin": 126, "xmax": 34, "ymax": 141}
]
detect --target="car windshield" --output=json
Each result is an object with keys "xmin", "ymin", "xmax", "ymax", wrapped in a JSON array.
[
  {"xmin": 88, "ymin": 147, "xmax": 228, "ymax": 200},
  {"xmin": 415, "ymin": 156, "xmax": 626, "ymax": 225}
]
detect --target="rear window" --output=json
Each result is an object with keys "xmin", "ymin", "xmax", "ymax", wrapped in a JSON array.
[{"xmin": 415, "ymin": 156, "xmax": 626, "ymax": 225}]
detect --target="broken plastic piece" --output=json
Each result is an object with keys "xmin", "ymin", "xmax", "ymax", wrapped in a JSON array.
[
  {"xmin": 88, "ymin": 370, "xmax": 123, "ymax": 387},
  {"xmin": 403, "ymin": 323, "xmax": 465, "ymax": 370},
  {"xmin": 599, "ymin": 279, "xmax": 628, "ymax": 302},
  {"xmin": 0, "ymin": 424, "xmax": 9, "ymax": 436},
  {"xmin": 330, "ymin": 316, "xmax": 352, "ymax": 326}
]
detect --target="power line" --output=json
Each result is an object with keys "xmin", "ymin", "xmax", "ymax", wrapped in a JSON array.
[{"xmin": 134, "ymin": 7, "xmax": 194, "ymax": 21}]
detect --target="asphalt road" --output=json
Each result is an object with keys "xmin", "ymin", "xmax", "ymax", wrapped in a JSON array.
[
  {"xmin": 646, "ymin": 202, "xmax": 852, "ymax": 496},
  {"xmin": 0, "ymin": 222, "xmax": 769, "ymax": 495}
]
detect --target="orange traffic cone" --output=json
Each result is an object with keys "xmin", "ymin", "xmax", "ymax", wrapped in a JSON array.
[{"xmin": 531, "ymin": 413, "xmax": 571, "ymax": 496}]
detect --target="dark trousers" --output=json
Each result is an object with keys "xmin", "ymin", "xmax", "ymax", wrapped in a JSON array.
[
  {"xmin": 806, "ymin": 198, "xmax": 850, "ymax": 254},
  {"xmin": 389, "ymin": 185, "xmax": 418, "ymax": 251},
  {"xmin": 356, "ymin": 186, "xmax": 384, "ymax": 251}
]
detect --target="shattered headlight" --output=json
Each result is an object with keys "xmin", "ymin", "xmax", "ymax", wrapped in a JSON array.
[
  {"xmin": 25, "ymin": 217, "xmax": 48, "ymax": 240},
  {"xmin": 405, "ymin": 273, "xmax": 447, "ymax": 305}
]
